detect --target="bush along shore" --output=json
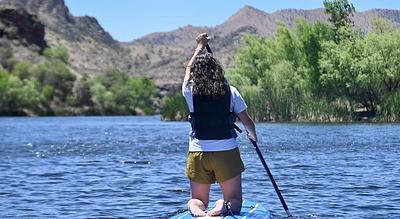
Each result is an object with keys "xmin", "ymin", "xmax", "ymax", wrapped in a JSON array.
[{"xmin": 0, "ymin": 46, "xmax": 157, "ymax": 116}]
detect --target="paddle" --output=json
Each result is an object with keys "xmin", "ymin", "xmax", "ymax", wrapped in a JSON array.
[
  {"xmin": 249, "ymin": 139, "xmax": 293, "ymax": 218},
  {"xmin": 205, "ymin": 35, "xmax": 212, "ymax": 54}
]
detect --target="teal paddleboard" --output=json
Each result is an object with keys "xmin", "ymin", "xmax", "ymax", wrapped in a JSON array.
[{"xmin": 169, "ymin": 200, "xmax": 272, "ymax": 219}]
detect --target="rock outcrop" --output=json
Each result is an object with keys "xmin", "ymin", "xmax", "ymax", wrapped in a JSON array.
[
  {"xmin": 0, "ymin": 0, "xmax": 129, "ymax": 76},
  {"xmin": 0, "ymin": 7, "xmax": 47, "ymax": 50}
]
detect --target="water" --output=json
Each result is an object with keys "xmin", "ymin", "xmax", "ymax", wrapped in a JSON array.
[{"xmin": 1, "ymin": 116, "xmax": 399, "ymax": 218}]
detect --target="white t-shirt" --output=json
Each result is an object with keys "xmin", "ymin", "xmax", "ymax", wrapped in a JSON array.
[{"xmin": 182, "ymin": 82, "xmax": 247, "ymax": 152}]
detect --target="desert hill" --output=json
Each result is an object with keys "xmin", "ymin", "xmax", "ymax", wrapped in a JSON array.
[{"xmin": 1, "ymin": 0, "xmax": 400, "ymax": 90}]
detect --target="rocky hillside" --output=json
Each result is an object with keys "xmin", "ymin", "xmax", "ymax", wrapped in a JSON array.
[
  {"xmin": 0, "ymin": 6, "xmax": 47, "ymax": 66},
  {"xmin": 0, "ymin": 0, "xmax": 132, "ymax": 77},
  {"xmin": 1, "ymin": 0, "xmax": 400, "ymax": 89}
]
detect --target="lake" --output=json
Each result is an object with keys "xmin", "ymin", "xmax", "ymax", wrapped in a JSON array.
[{"xmin": 0, "ymin": 116, "xmax": 399, "ymax": 218}]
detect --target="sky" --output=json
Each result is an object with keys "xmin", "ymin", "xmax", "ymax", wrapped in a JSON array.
[{"xmin": 64, "ymin": 0, "xmax": 400, "ymax": 42}]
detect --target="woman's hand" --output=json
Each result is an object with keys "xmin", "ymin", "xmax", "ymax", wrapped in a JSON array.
[
  {"xmin": 247, "ymin": 131, "xmax": 257, "ymax": 142},
  {"xmin": 195, "ymin": 33, "xmax": 209, "ymax": 51},
  {"xmin": 184, "ymin": 33, "xmax": 209, "ymax": 84}
]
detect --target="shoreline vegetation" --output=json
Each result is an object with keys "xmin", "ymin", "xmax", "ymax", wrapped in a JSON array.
[
  {"xmin": 1, "ymin": 0, "xmax": 399, "ymax": 122},
  {"xmin": 0, "ymin": 46, "xmax": 156, "ymax": 117},
  {"xmin": 162, "ymin": 0, "xmax": 400, "ymax": 123}
]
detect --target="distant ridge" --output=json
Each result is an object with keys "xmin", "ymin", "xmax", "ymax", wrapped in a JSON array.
[{"xmin": 1, "ymin": 0, "xmax": 400, "ymax": 89}]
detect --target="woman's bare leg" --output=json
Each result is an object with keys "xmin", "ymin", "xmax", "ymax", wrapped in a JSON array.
[
  {"xmin": 188, "ymin": 180, "xmax": 211, "ymax": 217},
  {"xmin": 207, "ymin": 174, "xmax": 242, "ymax": 216}
]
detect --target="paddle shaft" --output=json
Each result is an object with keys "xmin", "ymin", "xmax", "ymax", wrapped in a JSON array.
[
  {"xmin": 250, "ymin": 139, "xmax": 292, "ymax": 217},
  {"xmin": 205, "ymin": 44, "xmax": 212, "ymax": 53}
]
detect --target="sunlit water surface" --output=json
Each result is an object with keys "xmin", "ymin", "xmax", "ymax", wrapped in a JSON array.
[{"xmin": 1, "ymin": 116, "xmax": 399, "ymax": 218}]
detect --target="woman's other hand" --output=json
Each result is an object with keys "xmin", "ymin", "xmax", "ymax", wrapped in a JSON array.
[{"xmin": 247, "ymin": 131, "xmax": 257, "ymax": 142}]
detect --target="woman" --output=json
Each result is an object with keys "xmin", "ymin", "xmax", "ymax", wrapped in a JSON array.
[{"xmin": 182, "ymin": 33, "xmax": 258, "ymax": 217}]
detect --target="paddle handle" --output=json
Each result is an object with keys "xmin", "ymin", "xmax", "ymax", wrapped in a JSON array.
[{"xmin": 250, "ymin": 139, "xmax": 292, "ymax": 217}]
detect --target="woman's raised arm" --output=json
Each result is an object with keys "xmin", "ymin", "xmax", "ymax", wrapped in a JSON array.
[{"xmin": 183, "ymin": 33, "xmax": 209, "ymax": 85}]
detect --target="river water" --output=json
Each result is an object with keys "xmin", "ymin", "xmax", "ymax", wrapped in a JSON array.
[{"xmin": 0, "ymin": 116, "xmax": 399, "ymax": 218}]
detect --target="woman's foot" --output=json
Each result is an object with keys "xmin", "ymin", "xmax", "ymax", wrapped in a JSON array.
[
  {"xmin": 206, "ymin": 199, "xmax": 227, "ymax": 216},
  {"xmin": 188, "ymin": 199, "xmax": 207, "ymax": 217}
]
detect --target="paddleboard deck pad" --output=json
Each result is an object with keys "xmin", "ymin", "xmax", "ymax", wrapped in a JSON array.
[{"xmin": 169, "ymin": 200, "xmax": 272, "ymax": 219}]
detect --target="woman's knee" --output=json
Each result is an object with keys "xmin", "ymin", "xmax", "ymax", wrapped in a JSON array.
[
  {"xmin": 220, "ymin": 175, "xmax": 242, "ymax": 198},
  {"xmin": 189, "ymin": 180, "xmax": 211, "ymax": 206}
]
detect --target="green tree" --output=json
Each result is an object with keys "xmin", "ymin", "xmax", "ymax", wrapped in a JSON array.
[
  {"xmin": 295, "ymin": 18, "xmax": 334, "ymax": 94},
  {"xmin": 240, "ymin": 84, "xmax": 268, "ymax": 121},
  {"xmin": 43, "ymin": 46, "xmax": 69, "ymax": 64},
  {"xmin": 41, "ymin": 84, "xmax": 54, "ymax": 101},
  {"xmin": 12, "ymin": 61, "xmax": 32, "ymax": 80},
  {"xmin": 34, "ymin": 61, "xmax": 76, "ymax": 102},
  {"xmin": 35, "ymin": 47, "xmax": 75, "ymax": 100},
  {"xmin": 371, "ymin": 16, "xmax": 395, "ymax": 34},
  {"xmin": 0, "ymin": 69, "xmax": 10, "ymax": 112},
  {"xmin": 74, "ymin": 74, "xmax": 93, "ymax": 107},
  {"xmin": 225, "ymin": 69, "xmax": 251, "ymax": 89},
  {"xmin": 379, "ymin": 91, "xmax": 400, "ymax": 121},
  {"xmin": 275, "ymin": 24, "xmax": 303, "ymax": 69},
  {"xmin": 231, "ymin": 35, "xmax": 274, "ymax": 85},
  {"xmin": 260, "ymin": 61, "xmax": 307, "ymax": 121},
  {"xmin": 319, "ymin": 27, "xmax": 400, "ymax": 115},
  {"xmin": 160, "ymin": 93, "xmax": 188, "ymax": 121},
  {"xmin": 0, "ymin": 69, "xmax": 40, "ymax": 115},
  {"xmin": 90, "ymin": 82, "xmax": 116, "ymax": 115},
  {"xmin": 324, "ymin": 0, "xmax": 355, "ymax": 43},
  {"xmin": 125, "ymin": 77, "xmax": 156, "ymax": 114},
  {"xmin": 90, "ymin": 71, "xmax": 156, "ymax": 115},
  {"xmin": 225, "ymin": 2, "xmax": 400, "ymax": 122},
  {"xmin": 99, "ymin": 69, "xmax": 129, "ymax": 89}
]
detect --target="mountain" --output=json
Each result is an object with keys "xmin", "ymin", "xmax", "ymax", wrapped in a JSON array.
[
  {"xmin": 1, "ymin": 1, "xmax": 400, "ymax": 90},
  {"xmin": 0, "ymin": 0, "xmax": 132, "ymax": 77},
  {"xmin": 125, "ymin": 5, "xmax": 400, "ymax": 87}
]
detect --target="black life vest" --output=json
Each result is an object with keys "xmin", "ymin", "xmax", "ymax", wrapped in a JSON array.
[{"xmin": 189, "ymin": 84, "xmax": 238, "ymax": 140}]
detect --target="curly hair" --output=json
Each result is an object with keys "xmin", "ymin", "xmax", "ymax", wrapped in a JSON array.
[{"xmin": 191, "ymin": 53, "xmax": 226, "ymax": 97}]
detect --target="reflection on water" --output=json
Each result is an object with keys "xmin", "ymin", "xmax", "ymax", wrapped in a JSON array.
[{"xmin": 1, "ymin": 116, "xmax": 399, "ymax": 218}]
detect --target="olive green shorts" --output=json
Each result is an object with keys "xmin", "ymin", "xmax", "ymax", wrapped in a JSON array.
[{"xmin": 185, "ymin": 147, "xmax": 245, "ymax": 184}]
